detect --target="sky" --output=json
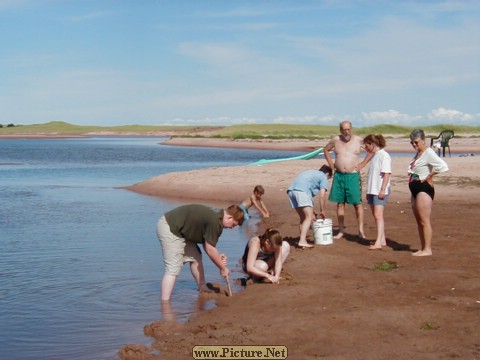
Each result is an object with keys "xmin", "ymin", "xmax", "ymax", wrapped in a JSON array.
[{"xmin": 1, "ymin": 0, "xmax": 479, "ymax": 127}]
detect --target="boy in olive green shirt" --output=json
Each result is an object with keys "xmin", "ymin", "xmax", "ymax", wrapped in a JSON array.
[{"xmin": 157, "ymin": 204, "xmax": 244, "ymax": 301}]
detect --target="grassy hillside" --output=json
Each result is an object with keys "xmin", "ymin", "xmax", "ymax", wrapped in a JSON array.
[
  {"xmin": 1, "ymin": 121, "xmax": 479, "ymax": 139},
  {"xmin": 0, "ymin": 121, "xmax": 217, "ymax": 134},
  {"xmin": 210, "ymin": 123, "xmax": 480, "ymax": 139}
]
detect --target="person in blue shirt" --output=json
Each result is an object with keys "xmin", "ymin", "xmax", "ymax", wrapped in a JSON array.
[{"xmin": 287, "ymin": 165, "xmax": 333, "ymax": 248}]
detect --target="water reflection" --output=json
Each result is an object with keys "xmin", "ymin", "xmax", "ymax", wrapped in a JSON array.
[
  {"xmin": 160, "ymin": 295, "xmax": 217, "ymax": 324},
  {"xmin": 160, "ymin": 301, "xmax": 176, "ymax": 323}
]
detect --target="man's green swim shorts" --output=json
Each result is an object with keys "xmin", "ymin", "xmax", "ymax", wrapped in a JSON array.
[{"xmin": 328, "ymin": 171, "xmax": 362, "ymax": 205}]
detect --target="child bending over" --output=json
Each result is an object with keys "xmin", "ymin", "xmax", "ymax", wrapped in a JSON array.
[
  {"xmin": 241, "ymin": 228, "xmax": 290, "ymax": 284},
  {"xmin": 240, "ymin": 185, "xmax": 270, "ymax": 220}
]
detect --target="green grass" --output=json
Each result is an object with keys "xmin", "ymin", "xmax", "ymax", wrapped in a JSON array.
[
  {"xmin": 373, "ymin": 260, "xmax": 398, "ymax": 272},
  {"xmin": 1, "ymin": 121, "xmax": 480, "ymax": 139},
  {"xmin": 0, "ymin": 121, "xmax": 217, "ymax": 135},
  {"xmin": 420, "ymin": 321, "xmax": 439, "ymax": 330}
]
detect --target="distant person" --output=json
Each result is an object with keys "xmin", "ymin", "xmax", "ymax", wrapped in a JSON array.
[
  {"xmin": 240, "ymin": 185, "xmax": 270, "ymax": 220},
  {"xmin": 323, "ymin": 121, "xmax": 372, "ymax": 239},
  {"xmin": 408, "ymin": 129, "xmax": 448, "ymax": 256},
  {"xmin": 363, "ymin": 134, "xmax": 392, "ymax": 250},
  {"xmin": 287, "ymin": 165, "xmax": 333, "ymax": 248},
  {"xmin": 156, "ymin": 204, "xmax": 244, "ymax": 301},
  {"xmin": 241, "ymin": 228, "xmax": 290, "ymax": 284}
]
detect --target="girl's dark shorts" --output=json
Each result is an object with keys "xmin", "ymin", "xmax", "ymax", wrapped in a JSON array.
[{"xmin": 409, "ymin": 180, "xmax": 435, "ymax": 200}]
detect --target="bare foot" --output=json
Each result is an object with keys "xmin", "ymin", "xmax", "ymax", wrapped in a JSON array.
[
  {"xmin": 412, "ymin": 250, "xmax": 432, "ymax": 256},
  {"xmin": 297, "ymin": 242, "xmax": 314, "ymax": 249},
  {"xmin": 333, "ymin": 232, "xmax": 344, "ymax": 240},
  {"xmin": 199, "ymin": 283, "xmax": 217, "ymax": 293},
  {"xmin": 368, "ymin": 245, "xmax": 383, "ymax": 250},
  {"xmin": 358, "ymin": 232, "xmax": 366, "ymax": 240}
]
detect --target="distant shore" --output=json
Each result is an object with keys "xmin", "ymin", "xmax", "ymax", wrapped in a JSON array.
[
  {"xmin": 2, "ymin": 132, "xmax": 478, "ymax": 155},
  {"xmin": 160, "ymin": 136, "xmax": 480, "ymax": 154},
  {"xmin": 0, "ymin": 133, "xmax": 173, "ymax": 139}
]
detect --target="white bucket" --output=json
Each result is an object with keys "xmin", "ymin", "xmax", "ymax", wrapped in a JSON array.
[{"xmin": 312, "ymin": 219, "xmax": 333, "ymax": 245}]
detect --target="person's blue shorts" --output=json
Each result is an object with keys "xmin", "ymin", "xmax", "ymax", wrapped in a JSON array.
[
  {"xmin": 287, "ymin": 190, "xmax": 313, "ymax": 208},
  {"xmin": 366, "ymin": 194, "xmax": 389, "ymax": 206}
]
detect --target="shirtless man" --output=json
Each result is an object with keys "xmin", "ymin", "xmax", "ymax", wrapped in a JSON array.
[{"xmin": 323, "ymin": 121, "xmax": 372, "ymax": 239}]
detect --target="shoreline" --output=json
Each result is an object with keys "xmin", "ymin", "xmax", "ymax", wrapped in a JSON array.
[
  {"xmin": 119, "ymin": 138, "xmax": 480, "ymax": 359},
  {"xmin": 1, "ymin": 133, "xmax": 479, "ymax": 154},
  {"xmin": 159, "ymin": 136, "xmax": 480, "ymax": 154}
]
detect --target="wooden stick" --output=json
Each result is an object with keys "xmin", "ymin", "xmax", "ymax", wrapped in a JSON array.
[{"xmin": 226, "ymin": 275, "xmax": 233, "ymax": 297}]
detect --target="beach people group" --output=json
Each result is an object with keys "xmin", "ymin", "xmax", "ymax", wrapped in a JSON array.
[
  {"xmin": 155, "ymin": 122, "xmax": 448, "ymax": 301},
  {"xmin": 287, "ymin": 121, "xmax": 448, "ymax": 257},
  {"xmin": 155, "ymin": 195, "xmax": 288, "ymax": 301},
  {"xmin": 363, "ymin": 127, "xmax": 447, "ymax": 255}
]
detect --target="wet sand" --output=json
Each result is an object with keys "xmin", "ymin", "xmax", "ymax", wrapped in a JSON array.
[{"xmin": 119, "ymin": 136, "xmax": 480, "ymax": 360}]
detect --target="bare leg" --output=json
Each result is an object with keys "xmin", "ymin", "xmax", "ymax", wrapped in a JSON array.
[
  {"xmin": 161, "ymin": 274, "xmax": 177, "ymax": 301},
  {"xmin": 264, "ymin": 242, "xmax": 290, "ymax": 275},
  {"xmin": 254, "ymin": 259, "xmax": 269, "ymax": 273},
  {"xmin": 161, "ymin": 300, "xmax": 176, "ymax": 322},
  {"xmin": 369, "ymin": 204, "xmax": 385, "ymax": 249},
  {"xmin": 295, "ymin": 206, "xmax": 314, "ymax": 248},
  {"xmin": 280, "ymin": 241, "xmax": 290, "ymax": 264},
  {"xmin": 189, "ymin": 260, "xmax": 207, "ymax": 290},
  {"xmin": 334, "ymin": 203, "xmax": 345, "ymax": 239},
  {"xmin": 411, "ymin": 193, "xmax": 433, "ymax": 256},
  {"xmin": 354, "ymin": 203, "xmax": 365, "ymax": 239}
]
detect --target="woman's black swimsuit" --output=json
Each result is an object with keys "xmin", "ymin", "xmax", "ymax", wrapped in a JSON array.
[{"xmin": 409, "ymin": 175, "xmax": 435, "ymax": 200}]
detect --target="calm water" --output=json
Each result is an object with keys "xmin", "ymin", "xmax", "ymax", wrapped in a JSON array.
[{"xmin": 0, "ymin": 137, "xmax": 302, "ymax": 360}]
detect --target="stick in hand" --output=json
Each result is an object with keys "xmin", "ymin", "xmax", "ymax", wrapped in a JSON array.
[{"xmin": 226, "ymin": 274, "xmax": 233, "ymax": 297}]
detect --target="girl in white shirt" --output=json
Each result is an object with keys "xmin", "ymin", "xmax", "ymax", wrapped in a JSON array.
[{"xmin": 364, "ymin": 134, "xmax": 392, "ymax": 250}]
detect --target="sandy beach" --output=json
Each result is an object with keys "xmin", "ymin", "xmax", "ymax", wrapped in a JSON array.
[{"xmin": 119, "ymin": 136, "xmax": 480, "ymax": 360}]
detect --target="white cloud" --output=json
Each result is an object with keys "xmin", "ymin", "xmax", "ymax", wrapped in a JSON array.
[
  {"xmin": 428, "ymin": 107, "xmax": 480, "ymax": 124},
  {"xmin": 169, "ymin": 12, "xmax": 479, "ymax": 125},
  {"xmin": 361, "ymin": 110, "xmax": 422, "ymax": 126},
  {"xmin": 160, "ymin": 109, "xmax": 480, "ymax": 127}
]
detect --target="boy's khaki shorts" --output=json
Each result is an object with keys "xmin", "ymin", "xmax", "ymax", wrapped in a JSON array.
[{"xmin": 156, "ymin": 216, "xmax": 202, "ymax": 276}]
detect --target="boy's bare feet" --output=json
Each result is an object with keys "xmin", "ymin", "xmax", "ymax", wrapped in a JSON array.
[
  {"xmin": 333, "ymin": 232, "xmax": 344, "ymax": 240},
  {"xmin": 368, "ymin": 245, "xmax": 383, "ymax": 250},
  {"xmin": 412, "ymin": 250, "xmax": 432, "ymax": 256},
  {"xmin": 358, "ymin": 232, "xmax": 366, "ymax": 240}
]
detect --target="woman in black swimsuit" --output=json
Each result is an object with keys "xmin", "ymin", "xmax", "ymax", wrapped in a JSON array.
[{"xmin": 408, "ymin": 129, "xmax": 449, "ymax": 256}]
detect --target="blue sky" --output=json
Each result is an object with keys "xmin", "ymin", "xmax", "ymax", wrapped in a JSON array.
[{"xmin": 1, "ymin": 0, "xmax": 479, "ymax": 127}]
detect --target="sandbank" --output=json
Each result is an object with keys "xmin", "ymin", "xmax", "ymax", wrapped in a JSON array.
[
  {"xmin": 120, "ymin": 139, "xmax": 480, "ymax": 359},
  {"xmin": 161, "ymin": 135, "xmax": 480, "ymax": 154}
]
